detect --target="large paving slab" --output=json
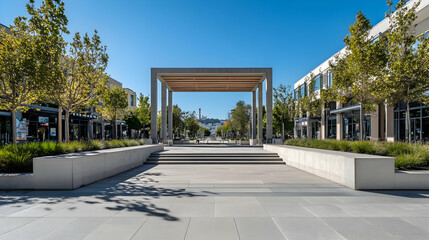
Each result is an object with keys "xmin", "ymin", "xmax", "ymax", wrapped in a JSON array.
[{"xmin": 1, "ymin": 145, "xmax": 429, "ymax": 239}]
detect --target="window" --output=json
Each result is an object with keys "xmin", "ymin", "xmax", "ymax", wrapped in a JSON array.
[
  {"xmin": 327, "ymin": 71, "xmax": 333, "ymax": 88},
  {"xmin": 130, "ymin": 94, "xmax": 134, "ymax": 106},
  {"xmin": 294, "ymin": 88, "xmax": 299, "ymax": 99},
  {"xmin": 312, "ymin": 75, "xmax": 322, "ymax": 92},
  {"xmin": 300, "ymin": 83, "xmax": 307, "ymax": 98}
]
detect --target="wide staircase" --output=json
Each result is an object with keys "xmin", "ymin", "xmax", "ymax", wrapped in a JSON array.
[{"xmin": 145, "ymin": 152, "xmax": 285, "ymax": 165}]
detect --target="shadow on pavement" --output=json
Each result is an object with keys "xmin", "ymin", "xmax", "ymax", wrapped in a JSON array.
[{"xmin": 0, "ymin": 164, "xmax": 214, "ymax": 221}]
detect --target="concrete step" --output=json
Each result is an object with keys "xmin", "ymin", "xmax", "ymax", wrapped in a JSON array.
[
  {"xmin": 147, "ymin": 157, "xmax": 283, "ymax": 161},
  {"xmin": 150, "ymin": 153, "xmax": 279, "ymax": 157},
  {"xmin": 149, "ymin": 155, "xmax": 280, "ymax": 159},
  {"xmin": 146, "ymin": 151, "xmax": 283, "ymax": 165},
  {"xmin": 145, "ymin": 160, "xmax": 285, "ymax": 164}
]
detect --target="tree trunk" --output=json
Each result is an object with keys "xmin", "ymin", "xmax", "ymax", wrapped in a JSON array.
[
  {"xmin": 58, "ymin": 106, "xmax": 62, "ymax": 143},
  {"xmin": 406, "ymin": 101, "xmax": 411, "ymax": 143},
  {"xmin": 11, "ymin": 109, "xmax": 17, "ymax": 144},
  {"xmin": 65, "ymin": 111, "xmax": 70, "ymax": 143},
  {"xmin": 112, "ymin": 119, "xmax": 117, "ymax": 139},
  {"xmin": 359, "ymin": 103, "xmax": 363, "ymax": 141},
  {"xmin": 282, "ymin": 121, "xmax": 285, "ymax": 141}
]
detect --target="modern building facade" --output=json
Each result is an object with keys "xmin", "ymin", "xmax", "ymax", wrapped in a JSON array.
[
  {"xmin": 124, "ymin": 88, "xmax": 137, "ymax": 111},
  {"xmin": 293, "ymin": 0, "xmax": 429, "ymax": 142}
]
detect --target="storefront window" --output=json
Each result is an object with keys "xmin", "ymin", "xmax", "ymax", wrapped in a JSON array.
[
  {"xmin": 343, "ymin": 115, "xmax": 371, "ymax": 141},
  {"xmin": 311, "ymin": 121, "xmax": 320, "ymax": 139},
  {"xmin": 302, "ymin": 126, "xmax": 307, "ymax": 139},
  {"xmin": 328, "ymin": 118, "xmax": 337, "ymax": 139},
  {"xmin": 0, "ymin": 116, "xmax": 11, "ymax": 145},
  {"xmin": 395, "ymin": 104, "xmax": 429, "ymax": 142},
  {"xmin": 423, "ymin": 118, "xmax": 429, "ymax": 142}
]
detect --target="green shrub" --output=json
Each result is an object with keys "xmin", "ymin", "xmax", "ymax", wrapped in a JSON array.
[
  {"xmin": 395, "ymin": 154, "xmax": 426, "ymax": 169},
  {"xmin": 338, "ymin": 141, "xmax": 351, "ymax": 152},
  {"xmin": 125, "ymin": 140, "xmax": 140, "ymax": 146},
  {"xmin": 84, "ymin": 140, "xmax": 103, "ymax": 151},
  {"xmin": 104, "ymin": 140, "xmax": 125, "ymax": 149},
  {"xmin": 39, "ymin": 142, "xmax": 61, "ymax": 156},
  {"xmin": 0, "ymin": 139, "xmax": 148, "ymax": 173},
  {"xmin": 385, "ymin": 142, "xmax": 414, "ymax": 156},
  {"xmin": 59, "ymin": 141, "xmax": 86, "ymax": 153},
  {"xmin": 284, "ymin": 139, "xmax": 429, "ymax": 169},
  {"xmin": 350, "ymin": 141, "xmax": 373, "ymax": 154},
  {"xmin": 0, "ymin": 144, "xmax": 38, "ymax": 173}
]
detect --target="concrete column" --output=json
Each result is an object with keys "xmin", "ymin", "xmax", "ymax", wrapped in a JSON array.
[
  {"xmin": 307, "ymin": 115, "xmax": 311, "ymax": 139},
  {"xmin": 150, "ymin": 70, "xmax": 158, "ymax": 143},
  {"xmin": 266, "ymin": 72, "xmax": 273, "ymax": 143},
  {"xmin": 371, "ymin": 104, "xmax": 380, "ymax": 141},
  {"xmin": 336, "ymin": 102, "xmax": 343, "ymax": 141},
  {"xmin": 293, "ymin": 121, "xmax": 298, "ymax": 139},
  {"xmin": 385, "ymin": 104, "xmax": 395, "ymax": 142},
  {"xmin": 88, "ymin": 120, "xmax": 93, "ymax": 140},
  {"xmin": 168, "ymin": 89, "xmax": 173, "ymax": 140},
  {"xmin": 101, "ymin": 122, "xmax": 105, "ymax": 140},
  {"xmin": 251, "ymin": 90, "xmax": 256, "ymax": 139},
  {"xmin": 321, "ymin": 108, "xmax": 326, "ymax": 140},
  {"xmin": 119, "ymin": 123, "xmax": 123, "ymax": 139},
  {"xmin": 161, "ymin": 82, "xmax": 167, "ymax": 141},
  {"xmin": 379, "ymin": 104, "xmax": 386, "ymax": 141},
  {"xmin": 258, "ymin": 82, "xmax": 263, "ymax": 141}
]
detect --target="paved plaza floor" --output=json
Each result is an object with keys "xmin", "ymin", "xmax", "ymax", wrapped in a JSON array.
[{"xmin": 1, "ymin": 146, "xmax": 429, "ymax": 239}]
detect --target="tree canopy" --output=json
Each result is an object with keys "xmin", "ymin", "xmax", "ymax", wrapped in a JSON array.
[
  {"xmin": 98, "ymin": 86, "xmax": 128, "ymax": 139},
  {"xmin": 230, "ymin": 100, "xmax": 251, "ymax": 137}
]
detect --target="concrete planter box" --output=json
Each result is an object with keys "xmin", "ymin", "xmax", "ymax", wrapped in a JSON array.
[
  {"xmin": 0, "ymin": 144, "xmax": 163, "ymax": 190},
  {"xmin": 263, "ymin": 144, "xmax": 429, "ymax": 190},
  {"xmin": 250, "ymin": 139, "xmax": 261, "ymax": 145}
]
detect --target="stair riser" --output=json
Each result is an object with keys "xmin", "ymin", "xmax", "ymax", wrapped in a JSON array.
[
  {"xmin": 146, "ymin": 152, "xmax": 283, "ymax": 165},
  {"xmin": 148, "ymin": 159, "xmax": 283, "ymax": 162},
  {"xmin": 149, "ymin": 156, "xmax": 280, "ymax": 160},
  {"xmin": 150, "ymin": 155, "xmax": 279, "ymax": 157},
  {"xmin": 145, "ymin": 162, "xmax": 285, "ymax": 164}
]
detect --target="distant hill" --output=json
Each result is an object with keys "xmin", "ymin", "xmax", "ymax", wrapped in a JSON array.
[{"xmin": 198, "ymin": 118, "xmax": 223, "ymax": 124}]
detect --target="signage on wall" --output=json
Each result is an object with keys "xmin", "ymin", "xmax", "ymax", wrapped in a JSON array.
[
  {"xmin": 39, "ymin": 116, "xmax": 49, "ymax": 126},
  {"xmin": 50, "ymin": 128, "xmax": 56, "ymax": 137},
  {"xmin": 16, "ymin": 118, "xmax": 28, "ymax": 141}
]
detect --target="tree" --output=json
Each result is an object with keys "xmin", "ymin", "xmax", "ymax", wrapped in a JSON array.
[
  {"xmin": 382, "ymin": 0, "xmax": 429, "ymax": 142},
  {"xmin": 135, "ymin": 93, "xmax": 150, "ymax": 137},
  {"xmin": 329, "ymin": 11, "xmax": 387, "ymax": 140},
  {"xmin": 0, "ymin": 0, "xmax": 68, "ymax": 143},
  {"xmin": 124, "ymin": 110, "xmax": 142, "ymax": 138},
  {"xmin": 216, "ymin": 121, "xmax": 230, "ymax": 137},
  {"xmin": 230, "ymin": 101, "xmax": 251, "ymax": 137},
  {"xmin": 98, "ymin": 86, "xmax": 128, "ymax": 139},
  {"xmin": 53, "ymin": 31, "xmax": 108, "ymax": 142},
  {"xmin": 203, "ymin": 127, "xmax": 211, "ymax": 137},
  {"xmin": 172, "ymin": 105, "xmax": 184, "ymax": 138},
  {"xmin": 183, "ymin": 111, "xmax": 199, "ymax": 137},
  {"xmin": 273, "ymin": 84, "xmax": 295, "ymax": 140}
]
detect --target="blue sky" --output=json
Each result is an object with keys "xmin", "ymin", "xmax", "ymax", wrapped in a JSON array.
[{"xmin": 0, "ymin": 0, "xmax": 389, "ymax": 119}]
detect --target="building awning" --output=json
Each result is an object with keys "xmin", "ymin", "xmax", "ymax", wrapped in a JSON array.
[
  {"xmin": 330, "ymin": 104, "xmax": 361, "ymax": 114},
  {"xmin": 0, "ymin": 111, "xmax": 11, "ymax": 117}
]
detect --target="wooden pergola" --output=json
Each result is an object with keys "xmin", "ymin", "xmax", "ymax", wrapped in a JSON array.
[{"xmin": 150, "ymin": 68, "xmax": 273, "ymax": 144}]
